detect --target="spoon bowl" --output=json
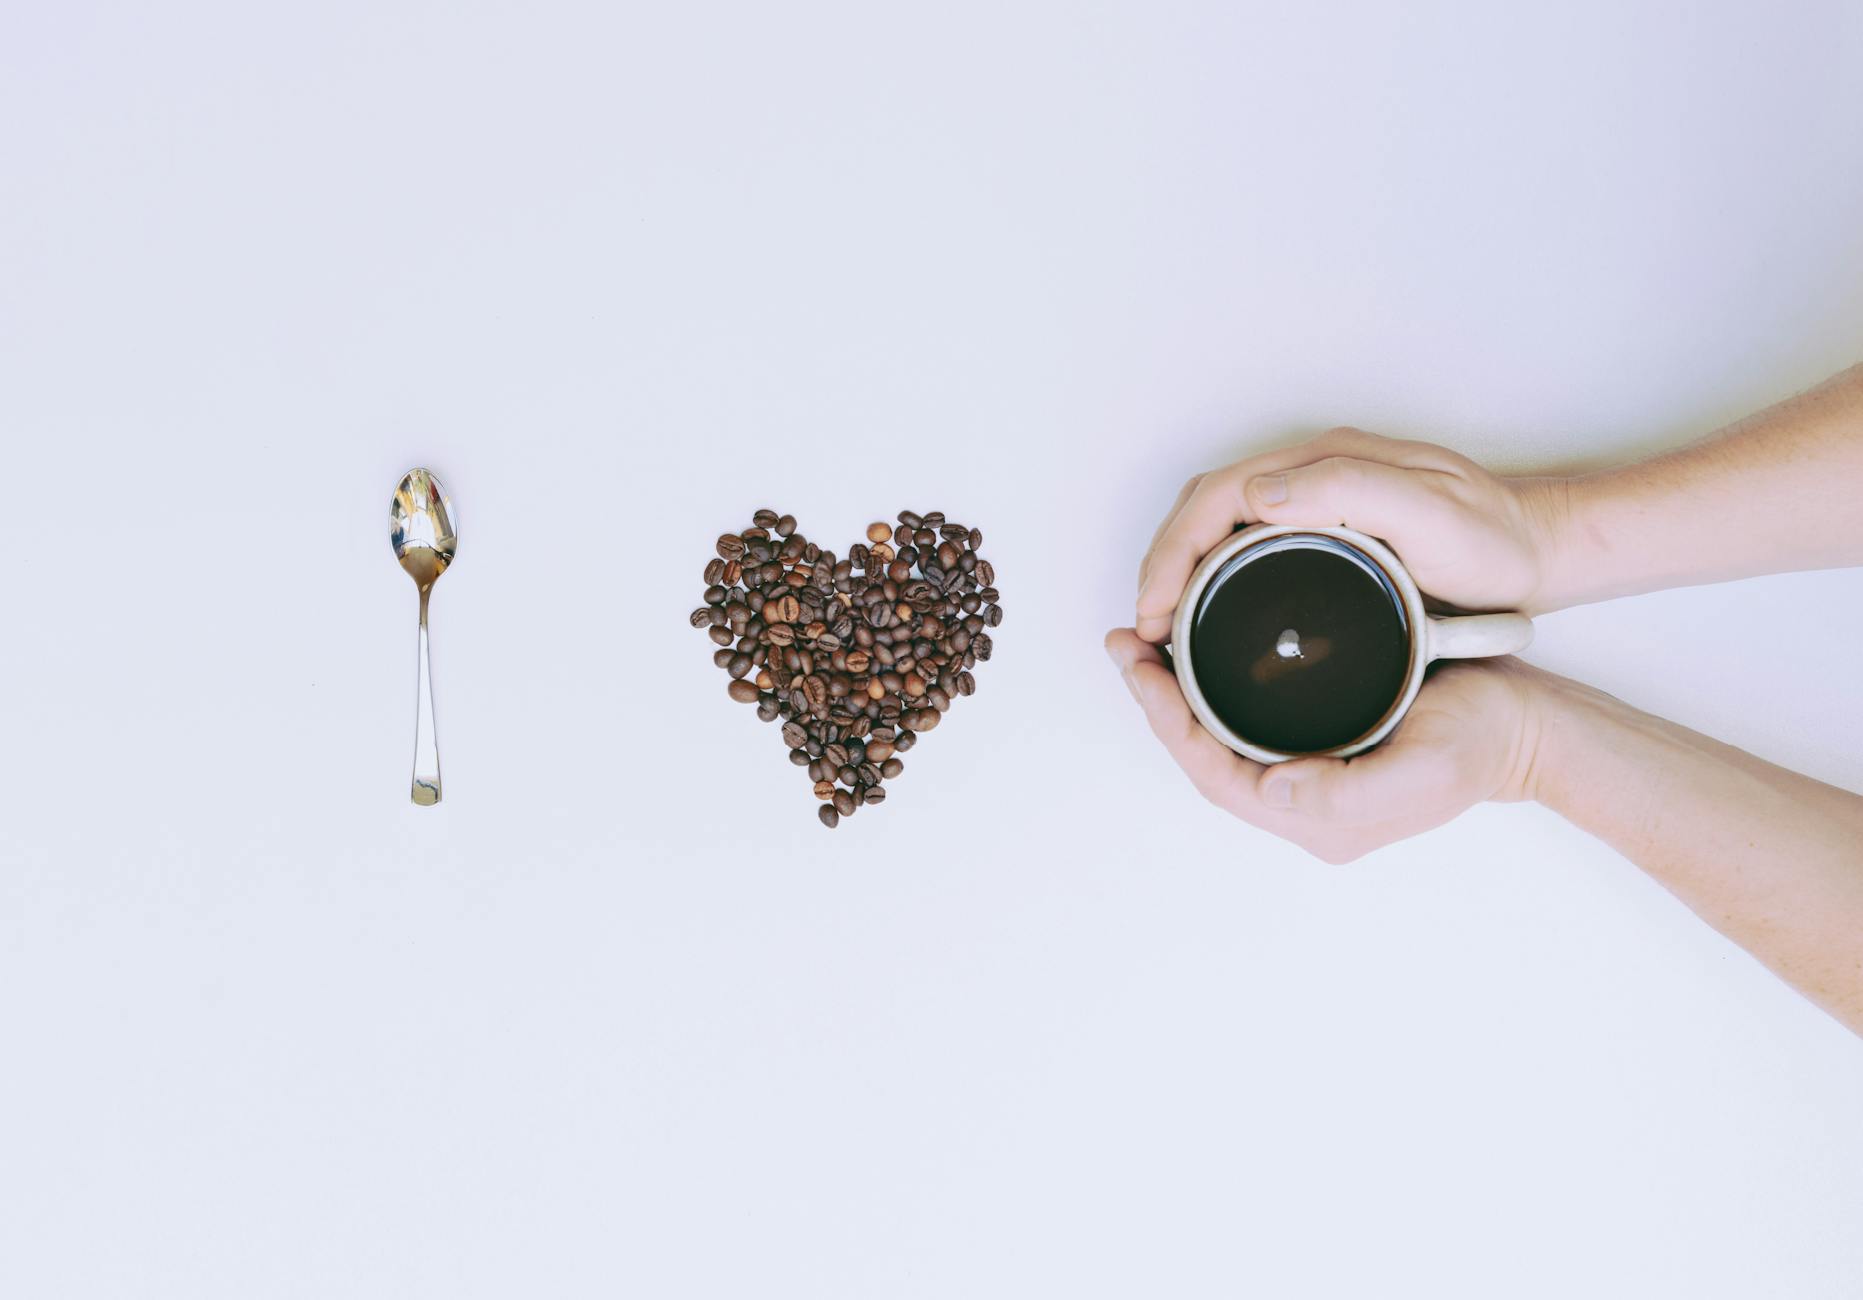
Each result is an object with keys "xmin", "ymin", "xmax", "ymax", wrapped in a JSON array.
[{"xmin": 391, "ymin": 469, "xmax": 457, "ymax": 591}]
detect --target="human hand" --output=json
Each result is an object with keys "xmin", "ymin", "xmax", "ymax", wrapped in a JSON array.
[
  {"xmin": 1103, "ymin": 629, "xmax": 1545, "ymax": 863},
  {"xmin": 1134, "ymin": 428, "xmax": 1567, "ymax": 642}
]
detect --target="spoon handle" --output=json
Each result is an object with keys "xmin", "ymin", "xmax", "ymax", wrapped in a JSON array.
[{"xmin": 411, "ymin": 588, "xmax": 442, "ymax": 805}]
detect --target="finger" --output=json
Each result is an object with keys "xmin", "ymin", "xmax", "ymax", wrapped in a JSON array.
[
  {"xmin": 1243, "ymin": 456, "xmax": 1459, "ymax": 548},
  {"xmin": 1104, "ymin": 628, "xmax": 1266, "ymax": 811},
  {"xmin": 1135, "ymin": 470, "xmax": 1254, "ymax": 641},
  {"xmin": 1133, "ymin": 429, "xmax": 1420, "ymax": 641},
  {"xmin": 1137, "ymin": 474, "xmax": 1201, "ymax": 595},
  {"xmin": 1255, "ymin": 729, "xmax": 1462, "ymax": 827}
]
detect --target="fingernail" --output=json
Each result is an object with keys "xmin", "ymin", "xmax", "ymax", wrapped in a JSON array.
[
  {"xmin": 1261, "ymin": 770, "xmax": 1295, "ymax": 808},
  {"xmin": 1252, "ymin": 474, "xmax": 1288, "ymax": 505}
]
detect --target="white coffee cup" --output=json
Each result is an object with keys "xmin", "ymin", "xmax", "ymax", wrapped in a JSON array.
[{"xmin": 1170, "ymin": 524, "xmax": 1534, "ymax": 764}]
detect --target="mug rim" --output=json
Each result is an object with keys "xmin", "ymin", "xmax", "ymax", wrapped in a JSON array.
[{"xmin": 1169, "ymin": 523, "xmax": 1428, "ymax": 765}]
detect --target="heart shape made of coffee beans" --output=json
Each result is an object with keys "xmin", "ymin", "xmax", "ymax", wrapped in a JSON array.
[{"xmin": 690, "ymin": 508, "xmax": 1002, "ymax": 827}]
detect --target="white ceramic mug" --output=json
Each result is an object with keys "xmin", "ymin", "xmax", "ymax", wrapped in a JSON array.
[{"xmin": 1170, "ymin": 524, "xmax": 1534, "ymax": 764}]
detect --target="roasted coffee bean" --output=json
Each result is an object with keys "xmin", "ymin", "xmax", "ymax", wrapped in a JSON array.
[
  {"xmin": 862, "ymin": 785, "xmax": 886, "ymax": 805},
  {"xmin": 727, "ymin": 679, "xmax": 760, "ymax": 703},
  {"xmin": 752, "ymin": 508, "xmax": 779, "ymax": 529},
  {"xmin": 717, "ymin": 533, "xmax": 746, "ymax": 561},
  {"xmin": 704, "ymin": 557, "xmax": 726, "ymax": 584},
  {"xmin": 728, "ymin": 653, "xmax": 754, "ymax": 679},
  {"xmin": 819, "ymin": 804, "xmax": 840, "ymax": 828},
  {"xmin": 690, "ymin": 607, "xmax": 714, "ymax": 628},
  {"xmin": 833, "ymin": 790, "xmax": 856, "ymax": 816},
  {"xmin": 776, "ymin": 513, "xmax": 797, "ymax": 537},
  {"xmin": 880, "ymin": 758, "xmax": 903, "ymax": 779},
  {"xmin": 802, "ymin": 675, "xmax": 829, "ymax": 714},
  {"xmin": 709, "ymin": 625, "xmax": 734, "ymax": 647},
  {"xmin": 866, "ymin": 521, "xmax": 891, "ymax": 543}
]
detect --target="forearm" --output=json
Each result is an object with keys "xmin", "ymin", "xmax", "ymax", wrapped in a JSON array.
[
  {"xmin": 1526, "ymin": 364, "xmax": 1863, "ymax": 611},
  {"xmin": 1522, "ymin": 671, "xmax": 1863, "ymax": 1035}
]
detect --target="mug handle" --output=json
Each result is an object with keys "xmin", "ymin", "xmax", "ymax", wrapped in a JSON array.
[{"xmin": 1426, "ymin": 611, "xmax": 1534, "ymax": 661}]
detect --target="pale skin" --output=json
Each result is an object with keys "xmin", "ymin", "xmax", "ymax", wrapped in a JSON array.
[{"xmin": 1105, "ymin": 364, "xmax": 1863, "ymax": 1034}]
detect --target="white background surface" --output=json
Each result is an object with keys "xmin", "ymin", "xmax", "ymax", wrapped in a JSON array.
[{"xmin": 3, "ymin": 1, "xmax": 1862, "ymax": 1296}]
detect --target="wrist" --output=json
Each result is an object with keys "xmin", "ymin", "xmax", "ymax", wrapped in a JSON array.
[
  {"xmin": 1491, "ymin": 660, "xmax": 1609, "ymax": 806},
  {"xmin": 1503, "ymin": 665, "xmax": 1631, "ymax": 810},
  {"xmin": 1507, "ymin": 474, "xmax": 1584, "ymax": 614}
]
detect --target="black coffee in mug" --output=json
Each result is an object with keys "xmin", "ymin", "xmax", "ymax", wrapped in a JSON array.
[{"xmin": 1188, "ymin": 538, "xmax": 1411, "ymax": 754}]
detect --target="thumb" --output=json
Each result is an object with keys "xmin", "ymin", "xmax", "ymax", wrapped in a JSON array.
[
  {"xmin": 1244, "ymin": 456, "xmax": 1453, "ymax": 545},
  {"xmin": 1256, "ymin": 736, "xmax": 1461, "ymax": 827}
]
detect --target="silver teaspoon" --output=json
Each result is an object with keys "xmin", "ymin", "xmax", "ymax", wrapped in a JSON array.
[{"xmin": 389, "ymin": 468, "xmax": 457, "ymax": 805}]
